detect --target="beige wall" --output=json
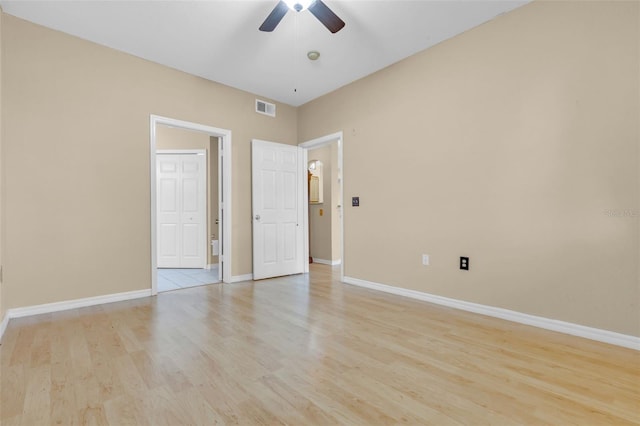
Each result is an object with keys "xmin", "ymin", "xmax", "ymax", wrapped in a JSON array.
[
  {"xmin": 299, "ymin": 1, "xmax": 640, "ymax": 336},
  {"xmin": 156, "ymin": 125, "xmax": 219, "ymax": 265},
  {"xmin": 2, "ymin": 14, "xmax": 297, "ymax": 309}
]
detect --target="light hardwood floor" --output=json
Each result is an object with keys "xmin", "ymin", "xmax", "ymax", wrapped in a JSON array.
[{"xmin": 1, "ymin": 264, "xmax": 639, "ymax": 425}]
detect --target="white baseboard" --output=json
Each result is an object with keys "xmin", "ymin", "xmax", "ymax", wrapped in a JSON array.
[
  {"xmin": 343, "ymin": 276, "xmax": 640, "ymax": 351},
  {"xmin": 205, "ymin": 263, "xmax": 219, "ymax": 270},
  {"xmin": 0, "ymin": 313, "xmax": 9, "ymax": 343},
  {"xmin": 231, "ymin": 273, "xmax": 253, "ymax": 283},
  {"xmin": 312, "ymin": 258, "xmax": 342, "ymax": 266},
  {"xmin": 5, "ymin": 289, "xmax": 152, "ymax": 320}
]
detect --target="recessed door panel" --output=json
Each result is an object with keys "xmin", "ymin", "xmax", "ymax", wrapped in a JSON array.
[
  {"xmin": 263, "ymin": 223, "xmax": 277, "ymax": 264},
  {"xmin": 160, "ymin": 161, "xmax": 177, "ymax": 173},
  {"xmin": 159, "ymin": 179, "xmax": 177, "ymax": 212},
  {"xmin": 182, "ymin": 223, "xmax": 199, "ymax": 257},
  {"xmin": 282, "ymin": 150, "xmax": 297, "ymax": 167},
  {"xmin": 159, "ymin": 224, "xmax": 178, "ymax": 257},
  {"xmin": 283, "ymin": 222, "xmax": 296, "ymax": 261},
  {"xmin": 283, "ymin": 171, "xmax": 296, "ymax": 210},
  {"xmin": 262, "ymin": 149, "xmax": 277, "ymax": 165},
  {"xmin": 182, "ymin": 178, "xmax": 198, "ymax": 212},
  {"xmin": 183, "ymin": 161, "xmax": 199, "ymax": 173},
  {"xmin": 262, "ymin": 170, "xmax": 277, "ymax": 210}
]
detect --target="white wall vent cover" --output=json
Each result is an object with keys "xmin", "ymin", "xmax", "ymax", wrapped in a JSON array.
[{"xmin": 256, "ymin": 99, "xmax": 276, "ymax": 117}]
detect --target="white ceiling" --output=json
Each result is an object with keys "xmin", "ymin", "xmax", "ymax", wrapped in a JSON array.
[{"xmin": 0, "ymin": 0, "xmax": 530, "ymax": 107}]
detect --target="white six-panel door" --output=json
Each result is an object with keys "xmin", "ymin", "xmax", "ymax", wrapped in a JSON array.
[
  {"xmin": 157, "ymin": 152, "xmax": 206, "ymax": 268},
  {"xmin": 252, "ymin": 140, "xmax": 304, "ymax": 280}
]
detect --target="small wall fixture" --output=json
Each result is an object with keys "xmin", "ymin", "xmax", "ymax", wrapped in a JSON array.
[{"xmin": 307, "ymin": 51, "xmax": 320, "ymax": 61}]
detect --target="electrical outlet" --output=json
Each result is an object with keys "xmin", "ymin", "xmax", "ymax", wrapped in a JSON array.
[
  {"xmin": 460, "ymin": 257, "xmax": 469, "ymax": 270},
  {"xmin": 422, "ymin": 254, "xmax": 430, "ymax": 266}
]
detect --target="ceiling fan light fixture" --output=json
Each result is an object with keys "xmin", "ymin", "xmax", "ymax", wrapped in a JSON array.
[
  {"xmin": 260, "ymin": 0, "xmax": 344, "ymax": 33},
  {"xmin": 284, "ymin": 0, "xmax": 314, "ymax": 12},
  {"xmin": 307, "ymin": 51, "xmax": 320, "ymax": 61}
]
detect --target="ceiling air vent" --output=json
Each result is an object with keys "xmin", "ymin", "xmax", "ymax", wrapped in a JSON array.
[{"xmin": 256, "ymin": 99, "xmax": 276, "ymax": 117}]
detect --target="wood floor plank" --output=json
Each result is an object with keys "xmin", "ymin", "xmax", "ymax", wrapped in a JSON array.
[
  {"xmin": 257, "ymin": 375, "xmax": 341, "ymax": 425},
  {"xmin": 102, "ymin": 393, "xmax": 145, "ymax": 426},
  {"xmin": 20, "ymin": 365, "xmax": 51, "ymax": 425},
  {"xmin": 0, "ymin": 365, "xmax": 25, "ymax": 421},
  {"xmin": 173, "ymin": 387, "xmax": 226, "ymax": 425},
  {"xmin": 50, "ymin": 325, "xmax": 79, "ymax": 426},
  {"xmin": 1, "ymin": 264, "xmax": 638, "ymax": 425},
  {"xmin": 77, "ymin": 405, "xmax": 109, "ymax": 426}
]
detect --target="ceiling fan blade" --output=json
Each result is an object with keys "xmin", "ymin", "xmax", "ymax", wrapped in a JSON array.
[
  {"xmin": 308, "ymin": 0, "xmax": 345, "ymax": 33},
  {"xmin": 259, "ymin": 1, "xmax": 289, "ymax": 32}
]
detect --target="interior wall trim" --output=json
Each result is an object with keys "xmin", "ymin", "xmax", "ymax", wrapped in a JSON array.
[
  {"xmin": 343, "ymin": 276, "xmax": 640, "ymax": 351},
  {"xmin": 231, "ymin": 274, "xmax": 254, "ymax": 283},
  {"xmin": 2, "ymin": 289, "xmax": 152, "ymax": 324},
  {"xmin": 312, "ymin": 258, "xmax": 342, "ymax": 266},
  {"xmin": 0, "ymin": 313, "xmax": 9, "ymax": 343}
]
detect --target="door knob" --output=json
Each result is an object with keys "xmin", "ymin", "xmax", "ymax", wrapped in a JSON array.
[{"xmin": 255, "ymin": 214, "xmax": 261, "ymax": 221}]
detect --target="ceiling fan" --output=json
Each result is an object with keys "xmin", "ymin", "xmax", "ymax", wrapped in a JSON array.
[{"xmin": 259, "ymin": 0, "xmax": 345, "ymax": 34}]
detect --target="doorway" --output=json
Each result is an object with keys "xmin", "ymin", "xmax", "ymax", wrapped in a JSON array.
[
  {"xmin": 150, "ymin": 115, "xmax": 233, "ymax": 295},
  {"xmin": 299, "ymin": 132, "xmax": 344, "ymax": 281}
]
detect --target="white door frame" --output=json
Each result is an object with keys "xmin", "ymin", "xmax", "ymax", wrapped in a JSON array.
[
  {"xmin": 150, "ymin": 115, "xmax": 233, "ymax": 295},
  {"xmin": 299, "ymin": 131, "xmax": 344, "ymax": 282}
]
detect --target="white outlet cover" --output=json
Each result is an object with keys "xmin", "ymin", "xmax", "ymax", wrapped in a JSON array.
[{"xmin": 422, "ymin": 254, "xmax": 430, "ymax": 266}]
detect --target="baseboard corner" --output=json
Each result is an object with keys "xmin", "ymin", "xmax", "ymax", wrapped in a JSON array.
[
  {"xmin": 0, "ymin": 313, "xmax": 9, "ymax": 343},
  {"xmin": 342, "ymin": 276, "xmax": 640, "ymax": 351},
  {"xmin": 231, "ymin": 273, "xmax": 254, "ymax": 283},
  {"xmin": 313, "ymin": 258, "xmax": 342, "ymax": 266}
]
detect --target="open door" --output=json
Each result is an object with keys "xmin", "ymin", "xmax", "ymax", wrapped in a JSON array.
[{"xmin": 252, "ymin": 139, "xmax": 305, "ymax": 280}]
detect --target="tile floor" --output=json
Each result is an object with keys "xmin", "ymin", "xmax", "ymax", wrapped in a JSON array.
[{"xmin": 157, "ymin": 266, "xmax": 220, "ymax": 292}]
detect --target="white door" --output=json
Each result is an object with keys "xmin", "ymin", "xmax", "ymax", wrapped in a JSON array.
[
  {"xmin": 157, "ymin": 152, "xmax": 207, "ymax": 268},
  {"xmin": 252, "ymin": 140, "xmax": 305, "ymax": 280}
]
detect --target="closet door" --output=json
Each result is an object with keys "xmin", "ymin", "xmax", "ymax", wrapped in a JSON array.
[{"xmin": 157, "ymin": 152, "xmax": 206, "ymax": 268}]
